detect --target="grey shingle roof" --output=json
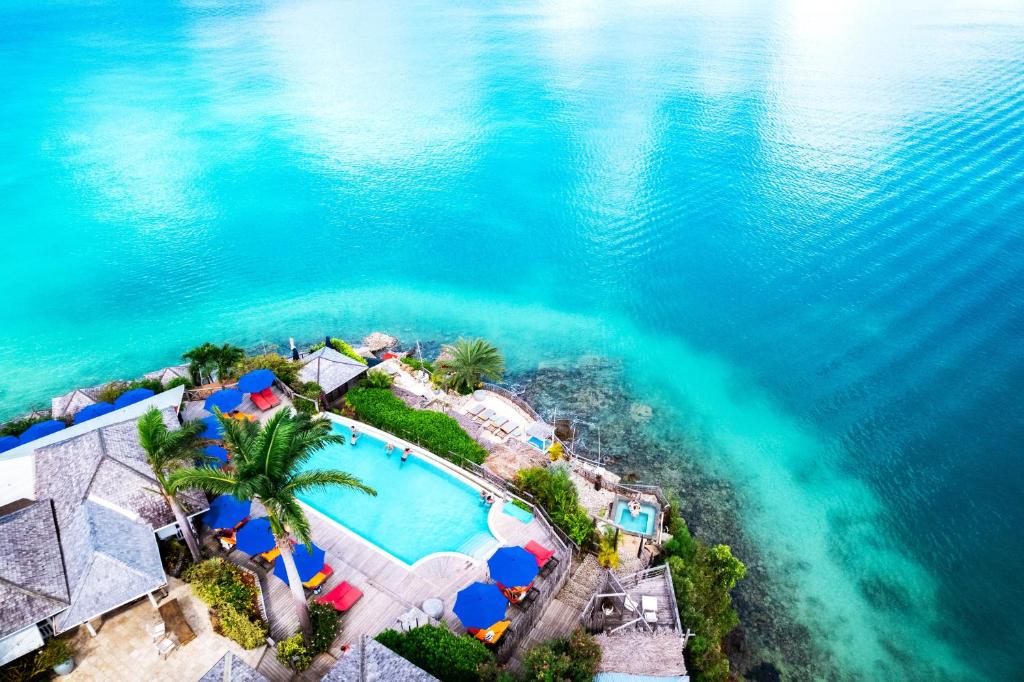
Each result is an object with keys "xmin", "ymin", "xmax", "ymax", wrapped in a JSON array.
[
  {"xmin": 34, "ymin": 408, "xmax": 207, "ymax": 529},
  {"xmin": 298, "ymin": 347, "xmax": 367, "ymax": 394},
  {"xmin": 0, "ymin": 501, "xmax": 70, "ymax": 638},
  {"xmin": 323, "ymin": 636, "xmax": 439, "ymax": 682},
  {"xmin": 52, "ymin": 500, "xmax": 165, "ymax": 633},
  {"xmin": 50, "ymin": 387, "xmax": 101, "ymax": 419},
  {"xmin": 197, "ymin": 652, "xmax": 268, "ymax": 682},
  {"xmin": 143, "ymin": 365, "xmax": 191, "ymax": 384}
]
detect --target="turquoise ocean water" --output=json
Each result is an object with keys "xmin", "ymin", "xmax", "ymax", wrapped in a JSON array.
[{"xmin": 1, "ymin": 1, "xmax": 1022, "ymax": 679}]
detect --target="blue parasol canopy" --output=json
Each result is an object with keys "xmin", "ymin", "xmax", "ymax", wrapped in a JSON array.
[
  {"xmin": 237, "ymin": 369, "xmax": 275, "ymax": 394},
  {"xmin": 74, "ymin": 402, "xmax": 115, "ymax": 424},
  {"xmin": 202, "ymin": 445, "xmax": 229, "ymax": 465},
  {"xmin": 236, "ymin": 517, "xmax": 276, "ymax": 555},
  {"xmin": 114, "ymin": 387, "xmax": 155, "ymax": 409},
  {"xmin": 205, "ymin": 389, "xmax": 243, "ymax": 413},
  {"xmin": 203, "ymin": 495, "xmax": 250, "ymax": 529},
  {"xmin": 274, "ymin": 543, "xmax": 326, "ymax": 584},
  {"xmin": 453, "ymin": 582, "xmax": 508, "ymax": 630},
  {"xmin": 487, "ymin": 546, "xmax": 539, "ymax": 588},
  {"xmin": 18, "ymin": 420, "xmax": 66, "ymax": 444},
  {"xmin": 0, "ymin": 436, "xmax": 19, "ymax": 453},
  {"xmin": 200, "ymin": 415, "xmax": 224, "ymax": 440}
]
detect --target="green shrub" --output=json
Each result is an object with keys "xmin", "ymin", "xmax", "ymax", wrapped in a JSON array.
[
  {"xmin": 660, "ymin": 500, "xmax": 745, "ymax": 682},
  {"xmin": 375, "ymin": 625, "xmax": 492, "ymax": 682},
  {"xmin": 308, "ymin": 602, "xmax": 341, "ymax": 654},
  {"xmin": 361, "ymin": 369, "xmax": 394, "ymax": 389},
  {"xmin": 217, "ymin": 603, "xmax": 268, "ymax": 649},
  {"xmin": 521, "ymin": 629, "xmax": 601, "ymax": 682},
  {"xmin": 276, "ymin": 633, "xmax": 313, "ymax": 671},
  {"xmin": 345, "ymin": 388, "xmax": 488, "ymax": 465},
  {"xmin": 515, "ymin": 467, "xmax": 595, "ymax": 546},
  {"xmin": 311, "ymin": 338, "xmax": 368, "ymax": 365},
  {"xmin": 97, "ymin": 381, "xmax": 130, "ymax": 404},
  {"xmin": 236, "ymin": 353, "xmax": 299, "ymax": 388},
  {"xmin": 293, "ymin": 381, "xmax": 323, "ymax": 415},
  {"xmin": 401, "ymin": 356, "xmax": 435, "ymax": 373},
  {"xmin": 32, "ymin": 638, "xmax": 73, "ymax": 671},
  {"xmin": 129, "ymin": 378, "xmax": 165, "ymax": 394},
  {"xmin": 165, "ymin": 376, "xmax": 193, "ymax": 390}
]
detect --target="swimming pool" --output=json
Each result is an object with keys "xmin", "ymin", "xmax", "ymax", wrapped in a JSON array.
[
  {"xmin": 612, "ymin": 499, "xmax": 658, "ymax": 536},
  {"xmin": 296, "ymin": 422, "xmax": 498, "ymax": 566}
]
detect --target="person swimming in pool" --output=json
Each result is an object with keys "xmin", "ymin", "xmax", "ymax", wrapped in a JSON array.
[
  {"xmin": 350, "ymin": 425, "xmax": 359, "ymax": 446},
  {"xmin": 401, "ymin": 447, "xmax": 411, "ymax": 462},
  {"xmin": 385, "ymin": 442, "xmax": 395, "ymax": 457}
]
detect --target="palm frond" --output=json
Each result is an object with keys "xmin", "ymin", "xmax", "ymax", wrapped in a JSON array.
[
  {"xmin": 283, "ymin": 470, "xmax": 377, "ymax": 497},
  {"xmin": 167, "ymin": 467, "xmax": 239, "ymax": 496}
]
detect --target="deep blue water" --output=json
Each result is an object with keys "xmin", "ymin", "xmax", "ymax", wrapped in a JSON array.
[{"xmin": 1, "ymin": 1, "xmax": 1022, "ymax": 679}]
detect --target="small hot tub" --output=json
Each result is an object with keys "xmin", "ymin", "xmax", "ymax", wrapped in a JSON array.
[{"xmin": 612, "ymin": 498, "xmax": 659, "ymax": 537}]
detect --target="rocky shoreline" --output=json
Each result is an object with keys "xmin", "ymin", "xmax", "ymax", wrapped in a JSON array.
[{"xmin": 506, "ymin": 357, "xmax": 836, "ymax": 682}]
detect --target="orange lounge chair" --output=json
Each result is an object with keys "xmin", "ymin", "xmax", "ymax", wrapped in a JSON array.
[
  {"xmin": 258, "ymin": 387, "xmax": 280, "ymax": 408},
  {"xmin": 524, "ymin": 541, "xmax": 555, "ymax": 567},
  {"xmin": 303, "ymin": 563, "xmax": 334, "ymax": 592},
  {"xmin": 316, "ymin": 581, "xmax": 363, "ymax": 612}
]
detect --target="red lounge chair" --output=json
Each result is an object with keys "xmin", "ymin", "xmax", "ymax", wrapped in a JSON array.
[
  {"xmin": 250, "ymin": 391, "xmax": 271, "ymax": 411},
  {"xmin": 257, "ymin": 387, "xmax": 280, "ymax": 408},
  {"xmin": 524, "ymin": 540, "xmax": 555, "ymax": 567},
  {"xmin": 316, "ymin": 581, "xmax": 363, "ymax": 612}
]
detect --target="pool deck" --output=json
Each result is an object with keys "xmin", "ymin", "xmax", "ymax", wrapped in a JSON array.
[{"xmin": 215, "ymin": 496, "xmax": 568, "ymax": 679}]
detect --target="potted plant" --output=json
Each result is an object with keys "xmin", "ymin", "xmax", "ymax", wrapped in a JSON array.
[{"xmin": 35, "ymin": 638, "xmax": 75, "ymax": 676}]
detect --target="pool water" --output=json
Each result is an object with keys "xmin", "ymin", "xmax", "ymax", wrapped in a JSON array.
[
  {"xmin": 613, "ymin": 500, "xmax": 657, "ymax": 536},
  {"xmin": 296, "ymin": 424, "xmax": 497, "ymax": 565},
  {"xmin": 527, "ymin": 436, "xmax": 550, "ymax": 451}
]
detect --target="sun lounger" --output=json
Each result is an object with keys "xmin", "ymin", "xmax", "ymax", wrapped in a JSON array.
[
  {"xmin": 641, "ymin": 595, "xmax": 658, "ymax": 623},
  {"xmin": 466, "ymin": 402, "xmax": 486, "ymax": 416},
  {"xmin": 477, "ymin": 409, "xmax": 496, "ymax": 423},
  {"xmin": 489, "ymin": 416, "xmax": 510, "ymax": 430},
  {"xmin": 257, "ymin": 387, "xmax": 280, "ymax": 408},
  {"xmin": 250, "ymin": 391, "xmax": 271, "ymax": 411},
  {"xmin": 316, "ymin": 581, "xmax": 364, "ymax": 612},
  {"xmin": 524, "ymin": 540, "xmax": 559, "ymax": 577},
  {"xmin": 500, "ymin": 420, "xmax": 517, "ymax": 434},
  {"xmin": 303, "ymin": 564, "xmax": 333, "ymax": 592}
]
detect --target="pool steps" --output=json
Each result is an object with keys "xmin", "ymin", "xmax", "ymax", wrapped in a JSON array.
[{"xmin": 457, "ymin": 532, "xmax": 501, "ymax": 561}]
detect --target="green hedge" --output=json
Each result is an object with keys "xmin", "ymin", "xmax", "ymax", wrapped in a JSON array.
[
  {"xmin": 376, "ymin": 625, "xmax": 492, "ymax": 682},
  {"xmin": 515, "ymin": 466, "xmax": 595, "ymax": 546},
  {"xmin": 344, "ymin": 388, "xmax": 487, "ymax": 465},
  {"xmin": 311, "ymin": 338, "xmax": 368, "ymax": 365},
  {"xmin": 521, "ymin": 629, "xmax": 601, "ymax": 682},
  {"xmin": 183, "ymin": 559, "xmax": 268, "ymax": 649}
]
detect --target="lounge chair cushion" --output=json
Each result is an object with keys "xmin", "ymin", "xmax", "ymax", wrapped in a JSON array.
[
  {"xmin": 317, "ymin": 581, "xmax": 363, "ymax": 612},
  {"xmin": 250, "ymin": 391, "xmax": 271, "ymax": 411},
  {"xmin": 524, "ymin": 540, "xmax": 556, "ymax": 567},
  {"xmin": 258, "ymin": 387, "xmax": 280, "ymax": 407}
]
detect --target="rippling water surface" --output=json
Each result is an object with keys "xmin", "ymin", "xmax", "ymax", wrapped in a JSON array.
[{"xmin": 2, "ymin": 1, "xmax": 1022, "ymax": 679}]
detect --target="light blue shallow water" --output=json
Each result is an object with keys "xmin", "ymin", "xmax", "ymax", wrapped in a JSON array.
[
  {"xmin": 613, "ymin": 500, "xmax": 657, "ymax": 536},
  {"xmin": 1, "ymin": 1, "xmax": 1022, "ymax": 679},
  {"xmin": 297, "ymin": 424, "xmax": 494, "ymax": 566}
]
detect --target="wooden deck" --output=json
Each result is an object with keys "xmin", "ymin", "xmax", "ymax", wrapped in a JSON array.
[{"xmin": 213, "ymin": 498, "xmax": 567, "ymax": 679}]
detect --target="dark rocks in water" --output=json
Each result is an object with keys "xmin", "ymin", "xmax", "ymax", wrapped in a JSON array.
[{"xmin": 509, "ymin": 358, "xmax": 835, "ymax": 682}]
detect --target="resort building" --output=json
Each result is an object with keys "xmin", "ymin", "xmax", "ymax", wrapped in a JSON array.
[
  {"xmin": 297, "ymin": 346, "xmax": 368, "ymax": 404},
  {"xmin": 50, "ymin": 386, "xmax": 103, "ymax": 420},
  {"xmin": 198, "ymin": 652, "xmax": 269, "ymax": 682},
  {"xmin": 321, "ymin": 635, "xmax": 438, "ymax": 682},
  {"xmin": 143, "ymin": 364, "xmax": 192, "ymax": 385}
]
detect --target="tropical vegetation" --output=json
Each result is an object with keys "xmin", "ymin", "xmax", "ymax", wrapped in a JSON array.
[
  {"xmin": 276, "ymin": 602, "xmax": 341, "ymax": 671},
  {"xmin": 375, "ymin": 625, "xmax": 493, "ymax": 682},
  {"xmin": 182, "ymin": 341, "xmax": 245, "ymax": 385},
  {"xmin": 401, "ymin": 356, "xmax": 434, "ymax": 373},
  {"xmin": 344, "ymin": 387, "xmax": 488, "ymax": 464},
  {"xmin": 0, "ymin": 414, "xmax": 61, "ymax": 438},
  {"xmin": 520, "ymin": 629, "xmax": 602, "ymax": 682},
  {"xmin": 435, "ymin": 338, "xmax": 504, "ymax": 394},
  {"xmin": 236, "ymin": 352, "xmax": 300, "ymax": 387},
  {"xmin": 660, "ymin": 497, "xmax": 745, "ymax": 682},
  {"xmin": 515, "ymin": 466, "xmax": 595, "ymax": 546},
  {"xmin": 292, "ymin": 381, "xmax": 324, "ymax": 415},
  {"xmin": 168, "ymin": 410, "xmax": 375, "ymax": 637},
  {"xmin": 597, "ymin": 525, "xmax": 620, "ymax": 568},
  {"xmin": 361, "ymin": 369, "xmax": 394, "ymax": 389},
  {"xmin": 0, "ymin": 638, "xmax": 75, "ymax": 682},
  {"xmin": 310, "ymin": 337, "xmax": 367, "ymax": 365},
  {"xmin": 182, "ymin": 558, "xmax": 268, "ymax": 649},
  {"xmin": 137, "ymin": 407, "xmax": 206, "ymax": 561}
]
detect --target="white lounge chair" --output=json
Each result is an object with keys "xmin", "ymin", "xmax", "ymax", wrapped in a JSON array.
[
  {"xmin": 466, "ymin": 402, "xmax": 486, "ymax": 416},
  {"xmin": 155, "ymin": 633, "xmax": 179, "ymax": 660},
  {"xmin": 641, "ymin": 595, "xmax": 658, "ymax": 623}
]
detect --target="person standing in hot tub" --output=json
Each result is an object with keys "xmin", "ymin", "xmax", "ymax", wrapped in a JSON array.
[{"xmin": 350, "ymin": 425, "xmax": 359, "ymax": 446}]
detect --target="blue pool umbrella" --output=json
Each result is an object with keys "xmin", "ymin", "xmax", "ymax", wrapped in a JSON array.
[
  {"xmin": 0, "ymin": 436, "xmax": 19, "ymax": 453},
  {"xmin": 114, "ymin": 387, "xmax": 155, "ymax": 409},
  {"xmin": 203, "ymin": 495, "xmax": 250, "ymax": 529},
  {"xmin": 235, "ymin": 518, "xmax": 276, "ymax": 555},
  {"xmin": 274, "ymin": 543, "xmax": 326, "ymax": 584},
  {"xmin": 205, "ymin": 389, "xmax": 243, "ymax": 413},
  {"xmin": 18, "ymin": 420, "xmax": 67, "ymax": 444},
  {"xmin": 202, "ymin": 445, "xmax": 229, "ymax": 466},
  {"xmin": 487, "ymin": 546, "xmax": 539, "ymax": 588},
  {"xmin": 73, "ymin": 402, "xmax": 115, "ymax": 424},
  {"xmin": 453, "ymin": 582, "xmax": 509, "ymax": 630},
  {"xmin": 237, "ymin": 369, "xmax": 275, "ymax": 394},
  {"xmin": 200, "ymin": 415, "xmax": 224, "ymax": 440}
]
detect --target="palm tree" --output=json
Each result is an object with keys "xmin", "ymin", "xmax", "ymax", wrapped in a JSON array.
[
  {"xmin": 182, "ymin": 342, "xmax": 218, "ymax": 385},
  {"xmin": 437, "ymin": 338, "xmax": 505, "ymax": 393},
  {"xmin": 213, "ymin": 343, "xmax": 245, "ymax": 386},
  {"xmin": 137, "ymin": 407, "xmax": 206, "ymax": 562},
  {"xmin": 167, "ymin": 410, "xmax": 375, "ymax": 637}
]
